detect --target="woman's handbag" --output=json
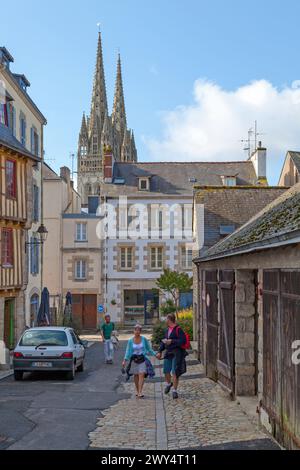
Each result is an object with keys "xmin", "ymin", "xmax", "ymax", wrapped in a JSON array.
[{"xmin": 132, "ymin": 354, "xmax": 145, "ymax": 364}]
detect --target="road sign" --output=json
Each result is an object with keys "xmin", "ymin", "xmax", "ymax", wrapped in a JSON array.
[{"xmin": 98, "ymin": 304, "xmax": 104, "ymax": 313}]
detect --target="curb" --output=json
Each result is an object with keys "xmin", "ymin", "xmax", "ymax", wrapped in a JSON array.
[{"xmin": 0, "ymin": 370, "xmax": 13, "ymax": 381}]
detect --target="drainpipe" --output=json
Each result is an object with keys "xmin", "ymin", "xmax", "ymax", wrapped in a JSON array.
[{"xmin": 40, "ymin": 126, "xmax": 44, "ymax": 295}]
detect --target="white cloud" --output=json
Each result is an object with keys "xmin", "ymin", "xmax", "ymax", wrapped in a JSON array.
[{"xmin": 144, "ymin": 79, "xmax": 300, "ymax": 168}]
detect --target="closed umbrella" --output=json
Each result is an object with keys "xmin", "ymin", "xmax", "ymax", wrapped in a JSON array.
[
  {"xmin": 37, "ymin": 287, "xmax": 50, "ymax": 326},
  {"xmin": 63, "ymin": 292, "xmax": 72, "ymax": 325}
]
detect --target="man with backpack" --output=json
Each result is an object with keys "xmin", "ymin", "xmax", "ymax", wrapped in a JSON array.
[{"xmin": 157, "ymin": 313, "xmax": 189, "ymax": 399}]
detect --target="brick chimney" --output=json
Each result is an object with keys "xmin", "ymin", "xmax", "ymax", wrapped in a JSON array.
[
  {"xmin": 103, "ymin": 145, "xmax": 114, "ymax": 183},
  {"xmin": 250, "ymin": 142, "xmax": 267, "ymax": 185}
]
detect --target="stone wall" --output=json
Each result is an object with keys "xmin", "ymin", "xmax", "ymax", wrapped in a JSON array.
[{"xmin": 235, "ymin": 269, "xmax": 256, "ymax": 396}]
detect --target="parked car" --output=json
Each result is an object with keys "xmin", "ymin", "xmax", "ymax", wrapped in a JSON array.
[{"xmin": 13, "ymin": 327, "xmax": 88, "ymax": 381}]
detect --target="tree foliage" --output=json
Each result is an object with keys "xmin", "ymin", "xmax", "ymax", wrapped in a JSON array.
[{"xmin": 156, "ymin": 269, "xmax": 193, "ymax": 315}]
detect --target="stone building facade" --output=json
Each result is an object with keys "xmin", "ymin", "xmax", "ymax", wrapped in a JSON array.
[{"xmin": 99, "ymin": 149, "xmax": 261, "ymax": 325}]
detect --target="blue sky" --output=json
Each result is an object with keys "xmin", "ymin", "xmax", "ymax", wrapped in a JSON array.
[{"xmin": 2, "ymin": 0, "xmax": 300, "ymax": 184}]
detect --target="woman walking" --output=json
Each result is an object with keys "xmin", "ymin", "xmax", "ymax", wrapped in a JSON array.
[{"xmin": 122, "ymin": 324, "xmax": 157, "ymax": 398}]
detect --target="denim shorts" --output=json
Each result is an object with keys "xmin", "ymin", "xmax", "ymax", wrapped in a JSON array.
[{"xmin": 163, "ymin": 356, "xmax": 177, "ymax": 375}]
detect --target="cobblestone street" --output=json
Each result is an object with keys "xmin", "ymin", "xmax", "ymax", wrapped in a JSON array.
[{"xmin": 89, "ymin": 356, "xmax": 280, "ymax": 450}]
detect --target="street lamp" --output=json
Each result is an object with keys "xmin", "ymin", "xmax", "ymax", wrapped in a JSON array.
[
  {"xmin": 36, "ymin": 223, "xmax": 48, "ymax": 243},
  {"xmin": 25, "ymin": 223, "xmax": 48, "ymax": 251}
]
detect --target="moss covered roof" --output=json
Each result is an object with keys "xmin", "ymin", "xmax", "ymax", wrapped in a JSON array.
[{"xmin": 197, "ymin": 183, "xmax": 300, "ymax": 261}]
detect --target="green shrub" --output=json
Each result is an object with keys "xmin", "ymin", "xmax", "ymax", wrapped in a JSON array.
[
  {"xmin": 159, "ymin": 299, "xmax": 176, "ymax": 316},
  {"xmin": 151, "ymin": 320, "xmax": 166, "ymax": 348}
]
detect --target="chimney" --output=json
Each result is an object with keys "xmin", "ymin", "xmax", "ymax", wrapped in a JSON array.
[
  {"xmin": 60, "ymin": 166, "xmax": 71, "ymax": 186},
  {"xmin": 250, "ymin": 142, "xmax": 267, "ymax": 185},
  {"xmin": 103, "ymin": 145, "xmax": 114, "ymax": 183}
]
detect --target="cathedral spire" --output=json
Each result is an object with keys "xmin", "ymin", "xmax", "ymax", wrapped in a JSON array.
[
  {"xmin": 80, "ymin": 112, "xmax": 88, "ymax": 138},
  {"xmin": 89, "ymin": 31, "xmax": 108, "ymax": 142},
  {"xmin": 112, "ymin": 53, "xmax": 127, "ymax": 138}
]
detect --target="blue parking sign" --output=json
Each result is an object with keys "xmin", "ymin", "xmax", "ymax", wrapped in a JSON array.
[{"xmin": 98, "ymin": 304, "xmax": 104, "ymax": 313}]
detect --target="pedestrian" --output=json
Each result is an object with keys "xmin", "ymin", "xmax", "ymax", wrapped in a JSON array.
[
  {"xmin": 122, "ymin": 324, "xmax": 158, "ymax": 398},
  {"xmin": 101, "ymin": 314, "xmax": 115, "ymax": 364},
  {"xmin": 156, "ymin": 313, "xmax": 188, "ymax": 399}
]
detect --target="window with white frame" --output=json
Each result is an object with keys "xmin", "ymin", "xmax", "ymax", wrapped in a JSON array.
[
  {"xmin": 222, "ymin": 176, "xmax": 237, "ymax": 186},
  {"xmin": 150, "ymin": 246, "xmax": 163, "ymax": 270},
  {"xmin": 75, "ymin": 223, "xmax": 87, "ymax": 241},
  {"xmin": 181, "ymin": 246, "xmax": 193, "ymax": 269},
  {"xmin": 75, "ymin": 260, "xmax": 86, "ymax": 280},
  {"xmin": 120, "ymin": 246, "xmax": 133, "ymax": 270},
  {"xmin": 138, "ymin": 177, "xmax": 149, "ymax": 191}
]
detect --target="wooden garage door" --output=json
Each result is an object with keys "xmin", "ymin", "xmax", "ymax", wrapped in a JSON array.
[
  {"xmin": 72, "ymin": 294, "xmax": 97, "ymax": 330},
  {"xmin": 263, "ymin": 269, "xmax": 300, "ymax": 449},
  {"xmin": 82, "ymin": 294, "xmax": 97, "ymax": 329}
]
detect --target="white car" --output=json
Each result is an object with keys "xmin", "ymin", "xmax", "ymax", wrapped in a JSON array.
[{"xmin": 13, "ymin": 327, "xmax": 87, "ymax": 381}]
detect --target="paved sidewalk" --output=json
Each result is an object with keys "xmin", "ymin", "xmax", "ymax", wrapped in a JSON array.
[{"xmin": 89, "ymin": 357, "xmax": 280, "ymax": 450}]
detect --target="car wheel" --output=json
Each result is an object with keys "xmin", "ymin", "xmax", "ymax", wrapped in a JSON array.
[
  {"xmin": 14, "ymin": 370, "xmax": 23, "ymax": 381},
  {"xmin": 66, "ymin": 363, "xmax": 75, "ymax": 380},
  {"xmin": 77, "ymin": 361, "xmax": 84, "ymax": 372}
]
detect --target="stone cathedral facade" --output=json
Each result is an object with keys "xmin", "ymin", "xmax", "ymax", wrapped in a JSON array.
[{"xmin": 77, "ymin": 32, "xmax": 137, "ymax": 205}]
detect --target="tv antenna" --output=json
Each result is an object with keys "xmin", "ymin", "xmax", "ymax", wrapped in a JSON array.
[
  {"xmin": 240, "ymin": 121, "xmax": 266, "ymax": 158},
  {"xmin": 70, "ymin": 151, "xmax": 77, "ymax": 180}
]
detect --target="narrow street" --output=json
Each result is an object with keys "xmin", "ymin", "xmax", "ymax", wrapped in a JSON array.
[
  {"xmin": 0, "ymin": 337, "xmax": 128, "ymax": 450},
  {"xmin": 0, "ymin": 334, "xmax": 280, "ymax": 450}
]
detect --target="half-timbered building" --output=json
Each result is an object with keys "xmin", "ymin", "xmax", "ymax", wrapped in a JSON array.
[{"xmin": 0, "ymin": 46, "xmax": 46, "ymax": 368}]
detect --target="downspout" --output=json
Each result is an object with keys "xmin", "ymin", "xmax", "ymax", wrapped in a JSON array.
[{"xmin": 40, "ymin": 126, "xmax": 44, "ymax": 295}]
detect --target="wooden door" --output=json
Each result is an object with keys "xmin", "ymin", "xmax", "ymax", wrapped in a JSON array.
[
  {"xmin": 263, "ymin": 269, "xmax": 300, "ymax": 449},
  {"xmin": 217, "ymin": 270, "xmax": 235, "ymax": 396},
  {"xmin": 205, "ymin": 270, "xmax": 218, "ymax": 381},
  {"xmin": 82, "ymin": 295, "xmax": 97, "ymax": 329},
  {"xmin": 4, "ymin": 299, "xmax": 15, "ymax": 349},
  {"xmin": 72, "ymin": 294, "xmax": 83, "ymax": 329}
]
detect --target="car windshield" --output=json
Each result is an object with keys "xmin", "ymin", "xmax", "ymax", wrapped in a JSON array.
[{"xmin": 20, "ymin": 330, "xmax": 68, "ymax": 347}]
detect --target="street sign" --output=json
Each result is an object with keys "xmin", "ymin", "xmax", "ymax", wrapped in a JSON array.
[{"xmin": 98, "ymin": 304, "xmax": 104, "ymax": 313}]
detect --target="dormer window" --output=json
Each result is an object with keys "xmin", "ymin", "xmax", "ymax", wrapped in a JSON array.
[
  {"xmin": 138, "ymin": 177, "xmax": 150, "ymax": 191},
  {"xmin": 222, "ymin": 176, "xmax": 237, "ymax": 187}
]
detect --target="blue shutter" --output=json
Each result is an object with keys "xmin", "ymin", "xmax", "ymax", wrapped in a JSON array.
[
  {"xmin": 30, "ymin": 127, "xmax": 34, "ymax": 153},
  {"xmin": 33, "ymin": 186, "xmax": 39, "ymax": 221},
  {"xmin": 12, "ymin": 107, "xmax": 16, "ymax": 136},
  {"xmin": 36, "ymin": 134, "xmax": 39, "ymax": 156},
  {"xmin": 36, "ymin": 240, "xmax": 39, "ymax": 274},
  {"xmin": 30, "ymin": 237, "xmax": 34, "ymax": 274}
]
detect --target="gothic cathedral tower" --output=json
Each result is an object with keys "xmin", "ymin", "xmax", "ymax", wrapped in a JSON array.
[{"xmin": 77, "ymin": 31, "xmax": 137, "ymax": 205}]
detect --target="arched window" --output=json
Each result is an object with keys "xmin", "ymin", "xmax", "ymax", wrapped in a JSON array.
[{"xmin": 30, "ymin": 294, "xmax": 39, "ymax": 327}]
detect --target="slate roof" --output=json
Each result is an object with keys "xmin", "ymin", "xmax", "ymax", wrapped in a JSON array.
[
  {"xmin": 195, "ymin": 186, "xmax": 289, "ymax": 252},
  {"xmin": 0, "ymin": 123, "xmax": 40, "ymax": 161},
  {"xmin": 196, "ymin": 183, "xmax": 300, "ymax": 262},
  {"xmin": 102, "ymin": 161, "xmax": 257, "ymax": 197}
]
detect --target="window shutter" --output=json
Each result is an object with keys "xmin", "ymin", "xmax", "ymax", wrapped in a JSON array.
[
  {"xmin": 30, "ymin": 237, "xmax": 34, "ymax": 274},
  {"xmin": 36, "ymin": 240, "xmax": 39, "ymax": 274},
  {"xmin": 12, "ymin": 107, "xmax": 16, "ymax": 136},
  {"xmin": 30, "ymin": 128, "xmax": 34, "ymax": 153}
]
